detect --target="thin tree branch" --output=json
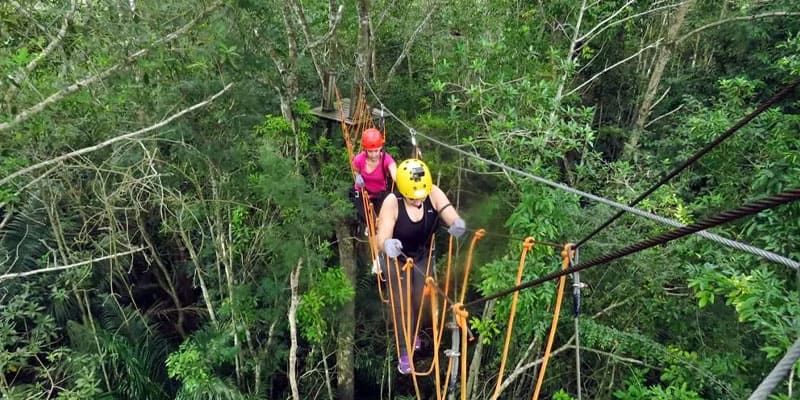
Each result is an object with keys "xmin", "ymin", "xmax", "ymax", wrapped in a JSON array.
[
  {"xmin": 645, "ymin": 103, "xmax": 684, "ymax": 128},
  {"xmin": 593, "ymin": 298, "xmax": 633, "ymax": 319},
  {"xmin": 0, "ymin": 83, "xmax": 232, "ymax": 187},
  {"xmin": 565, "ymin": 344, "xmax": 657, "ymax": 369},
  {"xmin": 0, "ymin": 165, "xmax": 59, "ymax": 232},
  {"xmin": 286, "ymin": 0, "xmax": 325, "ymax": 86},
  {"xmin": 303, "ymin": 5, "xmax": 344, "ymax": 51},
  {"xmin": 565, "ymin": 40, "xmax": 661, "ymax": 97},
  {"xmin": 4, "ymin": 0, "xmax": 77, "ymax": 105},
  {"xmin": 649, "ymin": 86, "xmax": 671, "ymax": 113},
  {"xmin": 580, "ymin": 1, "xmax": 686, "ymax": 45},
  {"xmin": 0, "ymin": 247, "xmax": 144, "ymax": 282},
  {"xmin": 384, "ymin": 3, "xmax": 438, "ymax": 84},
  {"xmin": 177, "ymin": 215, "xmax": 217, "ymax": 323},
  {"xmin": 288, "ymin": 258, "xmax": 303, "ymax": 400},
  {"xmin": 578, "ymin": 0, "xmax": 635, "ymax": 44},
  {"xmin": 675, "ymin": 11, "xmax": 800, "ymax": 45},
  {"xmin": 498, "ymin": 337, "xmax": 575, "ymax": 395},
  {"xmin": 0, "ymin": 2, "xmax": 221, "ymax": 133}
]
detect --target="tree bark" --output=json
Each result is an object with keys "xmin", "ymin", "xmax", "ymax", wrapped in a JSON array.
[
  {"xmin": 350, "ymin": 0, "xmax": 372, "ymax": 121},
  {"xmin": 335, "ymin": 223, "xmax": 356, "ymax": 400},
  {"xmin": 466, "ymin": 300, "xmax": 494, "ymax": 400},
  {"xmin": 288, "ymin": 259, "xmax": 303, "ymax": 400},
  {"xmin": 628, "ymin": 0, "xmax": 695, "ymax": 156}
]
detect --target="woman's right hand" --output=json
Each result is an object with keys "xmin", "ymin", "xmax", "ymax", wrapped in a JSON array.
[
  {"xmin": 355, "ymin": 173, "xmax": 365, "ymax": 189},
  {"xmin": 383, "ymin": 238, "xmax": 403, "ymax": 258}
]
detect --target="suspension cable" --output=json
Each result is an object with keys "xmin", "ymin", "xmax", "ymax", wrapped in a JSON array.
[
  {"xmin": 453, "ymin": 226, "xmax": 563, "ymax": 249},
  {"xmin": 464, "ymin": 187, "xmax": 800, "ymax": 309},
  {"xmin": 576, "ymin": 79, "xmax": 799, "ymax": 248},
  {"xmin": 747, "ymin": 336, "xmax": 800, "ymax": 400},
  {"xmin": 364, "ymin": 87, "xmax": 800, "ymax": 271}
]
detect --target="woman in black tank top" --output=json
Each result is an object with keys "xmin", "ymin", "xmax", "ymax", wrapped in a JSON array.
[{"xmin": 375, "ymin": 159, "xmax": 467, "ymax": 375}]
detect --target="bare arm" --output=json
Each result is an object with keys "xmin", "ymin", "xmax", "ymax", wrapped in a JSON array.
[
  {"xmin": 376, "ymin": 193, "xmax": 399, "ymax": 251},
  {"xmin": 429, "ymin": 185, "xmax": 461, "ymax": 227},
  {"xmin": 352, "ymin": 152, "xmax": 362, "ymax": 174},
  {"xmin": 388, "ymin": 161, "xmax": 398, "ymax": 182}
]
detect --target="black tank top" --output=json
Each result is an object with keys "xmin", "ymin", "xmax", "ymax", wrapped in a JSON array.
[{"xmin": 393, "ymin": 194, "xmax": 440, "ymax": 261}]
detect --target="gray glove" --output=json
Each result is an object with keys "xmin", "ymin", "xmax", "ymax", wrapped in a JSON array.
[
  {"xmin": 384, "ymin": 238, "xmax": 403, "ymax": 258},
  {"xmin": 354, "ymin": 173, "xmax": 365, "ymax": 189},
  {"xmin": 448, "ymin": 218, "xmax": 466, "ymax": 238}
]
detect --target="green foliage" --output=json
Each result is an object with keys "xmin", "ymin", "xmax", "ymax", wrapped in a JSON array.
[
  {"xmin": 777, "ymin": 33, "xmax": 800, "ymax": 76},
  {"xmin": 614, "ymin": 369, "xmax": 704, "ymax": 400},
  {"xmin": 470, "ymin": 315, "xmax": 501, "ymax": 345},
  {"xmin": 298, "ymin": 267, "xmax": 355, "ymax": 343},
  {"xmin": 553, "ymin": 389, "xmax": 576, "ymax": 400},
  {"xmin": 0, "ymin": 284, "xmax": 57, "ymax": 378},
  {"xmin": 1, "ymin": 0, "xmax": 799, "ymax": 398},
  {"xmin": 57, "ymin": 354, "xmax": 105, "ymax": 400},
  {"xmin": 688, "ymin": 264, "xmax": 800, "ymax": 361},
  {"xmin": 505, "ymin": 180, "xmax": 581, "ymax": 241},
  {"xmin": 167, "ymin": 341, "xmax": 211, "ymax": 393}
]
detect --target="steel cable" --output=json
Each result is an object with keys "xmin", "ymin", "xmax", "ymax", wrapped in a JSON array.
[
  {"xmin": 363, "ymin": 85, "xmax": 800, "ymax": 271},
  {"xmin": 577, "ymin": 79, "xmax": 799, "ymax": 248},
  {"xmin": 465, "ymin": 188, "xmax": 800, "ymax": 308},
  {"xmin": 747, "ymin": 337, "xmax": 800, "ymax": 400}
]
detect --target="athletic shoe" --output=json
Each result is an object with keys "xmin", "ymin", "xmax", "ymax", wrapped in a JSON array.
[{"xmin": 397, "ymin": 352, "xmax": 411, "ymax": 375}]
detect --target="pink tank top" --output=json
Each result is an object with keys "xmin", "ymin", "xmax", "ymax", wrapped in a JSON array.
[{"xmin": 352, "ymin": 151, "xmax": 395, "ymax": 198}]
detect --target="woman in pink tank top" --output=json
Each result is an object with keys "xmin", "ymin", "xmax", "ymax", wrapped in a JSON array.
[{"xmin": 351, "ymin": 128, "xmax": 397, "ymax": 231}]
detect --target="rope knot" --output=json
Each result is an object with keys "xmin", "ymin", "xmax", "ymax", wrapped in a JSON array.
[
  {"xmin": 523, "ymin": 236, "xmax": 536, "ymax": 250},
  {"xmin": 402, "ymin": 258, "xmax": 414, "ymax": 271},
  {"xmin": 453, "ymin": 303, "xmax": 469, "ymax": 328}
]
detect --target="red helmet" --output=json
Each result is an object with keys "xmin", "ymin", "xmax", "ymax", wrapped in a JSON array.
[{"xmin": 361, "ymin": 128, "xmax": 384, "ymax": 150}]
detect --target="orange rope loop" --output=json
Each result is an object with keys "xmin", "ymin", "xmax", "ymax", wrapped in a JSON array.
[
  {"xmin": 426, "ymin": 277, "xmax": 444, "ymax": 400},
  {"xmin": 531, "ymin": 243, "xmax": 574, "ymax": 400},
  {"xmin": 492, "ymin": 236, "xmax": 536, "ymax": 400},
  {"xmin": 435, "ymin": 236, "xmax": 455, "ymax": 349},
  {"xmin": 412, "ymin": 277, "xmax": 442, "ymax": 378},
  {"xmin": 458, "ymin": 229, "xmax": 486, "ymax": 304}
]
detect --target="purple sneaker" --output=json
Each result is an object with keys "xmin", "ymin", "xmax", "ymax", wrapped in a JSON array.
[{"xmin": 397, "ymin": 352, "xmax": 412, "ymax": 375}]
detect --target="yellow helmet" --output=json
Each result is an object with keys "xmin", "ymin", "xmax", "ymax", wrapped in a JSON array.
[{"xmin": 396, "ymin": 159, "xmax": 432, "ymax": 200}]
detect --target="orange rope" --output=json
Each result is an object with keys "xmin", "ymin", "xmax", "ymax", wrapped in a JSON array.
[
  {"xmin": 458, "ymin": 229, "xmax": 486, "ymax": 303},
  {"xmin": 531, "ymin": 243, "xmax": 573, "ymax": 400},
  {"xmin": 437, "ymin": 229, "xmax": 485, "ymax": 399},
  {"xmin": 334, "ymin": 85, "xmax": 452, "ymax": 400},
  {"xmin": 387, "ymin": 256, "xmax": 421, "ymax": 398},
  {"xmin": 333, "ymin": 95, "xmax": 483, "ymax": 399},
  {"xmin": 385, "ymin": 257, "xmax": 403, "ymax": 360},
  {"xmin": 426, "ymin": 277, "xmax": 443, "ymax": 400},
  {"xmin": 411, "ymin": 240, "xmax": 438, "ymax": 377},
  {"xmin": 492, "ymin": 237, "xmax": 536, "ymax": 399},
  {"xmin": 436, "ymin": 236, "xmax": 455, "ymax": 347},
  {"xmin": 333, "ymin": 86, "xmax": 393, "ymax": 305},
  {"xmin": 432, "ymin": 236, "xmax": 453, "ymax": 400},
  {"xmin": 404, "ymin": 259, "xmax": 415, "ymax": 364},
  {"xmin": 404, "ymin": 258, "xmax": 422, "ymax": 398},
  {"xmin": 453, "ymin": 303, "xmax": 469, "ymax": 400}
]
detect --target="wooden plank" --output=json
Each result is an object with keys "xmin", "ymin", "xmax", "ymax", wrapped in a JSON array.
[{"xmin": 311, "ymin": 98, "xmax": 385, "ymax": 125}]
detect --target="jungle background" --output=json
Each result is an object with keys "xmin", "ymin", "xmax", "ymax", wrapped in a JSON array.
[{"xmin": 1, "ymin": 0, "xmax": 799, "ymax": 399}]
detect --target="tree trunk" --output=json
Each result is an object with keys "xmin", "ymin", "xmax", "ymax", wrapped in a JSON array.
[
  {"xmin": 350, "ymin": 0, "xmax": 371, "ymax": 121},
  {"xmin": 288, "ymin": 259, "xmax": 303, "ymax": 400},
  {"xmin": 466, "ymin": 300, "xmax": 494, "ymax": 399},
  {"xmin": 628, "ymin": 0, "xmax": 694, "ymax": 157},
  {"xmin": 335, "ymin": 223, "xmax": 356, "ymax": 400}
]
